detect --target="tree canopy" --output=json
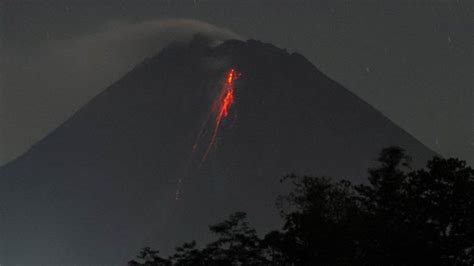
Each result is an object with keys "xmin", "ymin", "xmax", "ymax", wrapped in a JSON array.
[{"xmin": 129, "ymin": 147, "xmax": 474, "ymax": 265}]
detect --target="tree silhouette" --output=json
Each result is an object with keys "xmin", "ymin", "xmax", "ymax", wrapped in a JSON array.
[
  {"xmin": 267, "ymin": 175, "xmax": 362, "ymax": 265},
  {"xmin": 171, "ymin": 212, "xmax": 269, "ymax": 265},
  {"xmin": 128, "ymin": 247, "xmax": 171, "ymax": 266},
  {"xmin": 130, "ymin": 147, "xmax": 474, "ymax": 265},
  {"xmin": 354, "ymin": 148, "xmax": 474, "ymax": 265}
]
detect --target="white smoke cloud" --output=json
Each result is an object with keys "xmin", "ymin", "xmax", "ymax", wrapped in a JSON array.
[{"xmin": 0, "ymin": 19, "xmax": 243, "ymax": 165}]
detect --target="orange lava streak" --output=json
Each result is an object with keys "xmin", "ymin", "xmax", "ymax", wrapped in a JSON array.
[
  {"xmin": 227, "ymin": 69, "xmax": 235, "ymax": 84},
  {"xmin": 219, "ymin": 86, "xmax": 234, "ymax": 119},
  {"xmin": 201, "ymin": 69, "xmax": 237, "ymax": 162},
  {"xmin": 178, "ymin": 69, "xmax": 238, "ymax": 200}
]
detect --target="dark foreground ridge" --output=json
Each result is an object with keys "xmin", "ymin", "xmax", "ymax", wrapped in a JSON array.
[
  {"xmin": 129, "ymin": 148, "xmax": 474, "ymax": 265},
  {"xmin": 0, "ymin": 35, "xmax": 434, "ymax": 265}
]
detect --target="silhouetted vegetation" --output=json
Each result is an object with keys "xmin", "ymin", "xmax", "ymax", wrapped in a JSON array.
[{"xmin": 129, "ymin": 147, "xmax": 474, "ymax": 265}]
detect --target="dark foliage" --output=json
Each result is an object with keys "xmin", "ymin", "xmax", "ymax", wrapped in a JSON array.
[
  {"xmin": 128, "ymin": 247, "xmax": 171, "ymax": 266},
  {"xmin": 130, "ymin": 147, "xmax": 474, "ymax": 265},
  {"xmin": 353, "ymin": 148, "xmax": 474, "ymax": 265}
]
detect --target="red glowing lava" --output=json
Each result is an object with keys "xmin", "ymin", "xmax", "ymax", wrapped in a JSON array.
[
  {"xmin": 176, "ymin": 69, "xmax": 240, "ymax": 200},
  {"xmin": 201, "ymin": 68, "xmax": 238, "ymax": 162}
]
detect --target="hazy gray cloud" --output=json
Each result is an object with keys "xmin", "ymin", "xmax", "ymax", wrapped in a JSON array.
[{"xmin": 0, "ymin": 19, "xmax": 242, "ymax": 165}]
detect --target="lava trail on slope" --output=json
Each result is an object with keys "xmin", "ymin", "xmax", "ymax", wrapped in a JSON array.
[
  {"xmin": 201, "ymin": 68, "xmax": 239, "ymax": 162},
  {"xmin": 176, "ymin": 69, "xmax": 240, "ymax": 200},
  {"xmin": 192, "ymin": 68, "xmax": 240, "ymax": 164}
]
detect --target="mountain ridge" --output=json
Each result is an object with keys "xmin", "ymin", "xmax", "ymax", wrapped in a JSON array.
[{"xmin": 0, "ymin": 36, "xmax": 435, "ymax": 266}]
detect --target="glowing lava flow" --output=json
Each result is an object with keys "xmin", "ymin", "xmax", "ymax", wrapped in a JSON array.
[
  {"xmin": 176, "ymin": 69, "xmax": 239, "ymax": 200},
  {"xmin": 200, "ymin": 69, "xmax": 237, "ymax": 162},
  {"xmin": 191, "ymin": 68, "xmax": 239, "ymax": 164}
]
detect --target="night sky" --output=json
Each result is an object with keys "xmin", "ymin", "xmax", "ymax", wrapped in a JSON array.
[{"xmin": 1, "ymin": 0, "xmax": 472, "ymax": 164}]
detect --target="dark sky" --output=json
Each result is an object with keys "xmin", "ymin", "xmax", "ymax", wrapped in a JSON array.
[{"xmin": 1, "ymin": 0, "xmax": 472, "ymax": 164}]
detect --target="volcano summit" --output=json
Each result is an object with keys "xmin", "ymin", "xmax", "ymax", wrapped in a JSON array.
[{"xmin": 0, "ymin": 36, "xmax": 434, "ymax": 265}]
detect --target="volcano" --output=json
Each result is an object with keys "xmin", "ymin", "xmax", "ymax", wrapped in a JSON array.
[{"xmin": 0, "ymin": 36, "xmax": 434, "ymax": 265}]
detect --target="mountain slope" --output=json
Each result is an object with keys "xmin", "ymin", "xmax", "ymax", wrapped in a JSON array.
[{"xmin": 0, "ymin": 36, "xmax": 434, "ymax": 266}]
